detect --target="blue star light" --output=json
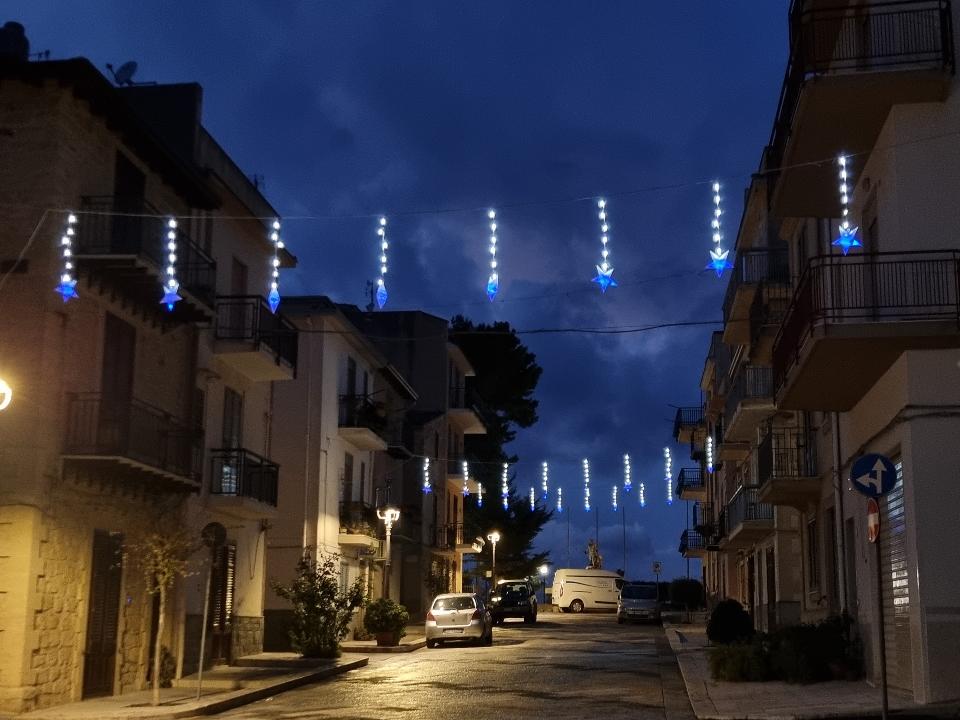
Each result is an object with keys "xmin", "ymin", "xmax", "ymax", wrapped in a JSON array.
[
  {"xmin": 486, "ymin": 275, "xmax": 499, "ymax": 302},
  {"xmin": 160, "ymin": 281, "xmax": 182, "ymax": 312},
  {"xmin": 832, "ymin": 225, "xmax": 862, "ymax": 256},
  {"xmin": 592, "ymin": 265, "xmax": 618, "ymax": 292},
  {"xmin": 268, "ymin": 288, "xmax": 281, "ymax": 314},
  {"xmin": 707, "ymin": 248, "xmax": 733, "ymax": 278},
  {"xmin": 55, "ymin": 278, "xmax": 78, "ymax": 303},
  {"xmin": 376, "ymin": 282, "xmax": 388, "ymax": 309}
]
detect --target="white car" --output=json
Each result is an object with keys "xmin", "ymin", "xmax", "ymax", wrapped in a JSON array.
[{"xmin": 425, "ymin": 593, "xmax": 493, "ymax": 648}]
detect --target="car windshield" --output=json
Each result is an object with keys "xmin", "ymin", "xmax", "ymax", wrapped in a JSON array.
[
  {"xmin": 433, "ymin": 596, "xmax": 476, "ymax": 611},
  {"xmin": 621, "ymin": 585, "xmax": 658, "ymax": 600},
  {"xmin": 498, "ymin": 583, "xmax": 528, "ymax": 596}
]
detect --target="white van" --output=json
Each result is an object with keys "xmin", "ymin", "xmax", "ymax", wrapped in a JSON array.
[{"xmin": 551, "ymin": 569, "xmax": 624, "ymax": 613}]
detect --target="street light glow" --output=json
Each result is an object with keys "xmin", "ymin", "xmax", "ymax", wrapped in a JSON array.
[{"xmin": 0, "ymin": 378, "xmax": 11, "ymax": 411}]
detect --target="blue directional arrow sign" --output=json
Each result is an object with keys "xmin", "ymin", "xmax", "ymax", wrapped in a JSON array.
[{"xmin": 850, "ymin": 453, "xmax": 897, "ymax": 498}]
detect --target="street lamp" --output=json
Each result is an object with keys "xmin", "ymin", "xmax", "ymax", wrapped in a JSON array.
[
  {"xmin": 377, "ymin": 506, "xmax": 401, "ymax": 598},
  {"xmin": 487, "ymin": 531, "xmax": 501, "ymax": 587},
  {"xmin": 539, "ymin": 564, "xmax": 549, "ymax": 605},
  {"xmin": 0, "ymin": 378, "xmax": 12, "ymax": 411}
]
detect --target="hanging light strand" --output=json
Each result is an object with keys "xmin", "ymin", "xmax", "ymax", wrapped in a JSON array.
[
  {"xmin": 530, "ymin": 486, "xmax": 536, "ymax": 511},
  {"xmin": 639, "ymin": 481, "xmax": 646, "ymax": 508},
  {"xmin": 612, "ymin": 484, "xmax": 618, "ymax": 512},
  {"xmin": 706, "ymin": 435, "xmax": 715, "ymax": 473},
  {"xmin": 557, "ymin": 486, "xmax": 563, "ymax": 512},
  {"xmin": 268, "ymin": 219, "xmax": 283, "ymax": 313},
  {"xmin": 623, "ymin": 453, "xmax": 632, "ymax": 493},
  {"xmin": 541, "ymin": 461, "xmax": 549, "ymax": 500},
  {"xmin": 376, "ymin": 216, "xmax": 389, "ymax": 308},
  {"xmin": 54, "ymin": 212, "xmax": 79, "ymax": 302},
  {"xmin": 486, "ymin": 209, "xmax": 499, "ymax": 301},
  {"xmin": 582, "ymin": 458, "xmax": 591, "ymax": 511},
  {"xmin": 160, "ymin": 217, "xmax": 182, "ymax": 311},
  {"xmin": 501, "ymin": 462, "xmax": 509, "ymax": 510},
  {"xmin": 591, "ymin": 199, "xmax": 617, "ymax": 292},
  {"xmin": 477, "ymin": 480, "xmax": 483, "ymax": 507},
  {"xmin": 462, "ymin": 460, "xmax": 471, "ymax": 496},
  {"xmin": 664, "ymin": 447, "xmax": 674, "ymax": 505},
  {"xmin": 706, "ymin": 182, "xmax": 732, "ymax": 278},
  {"xmin": 422, "ymin": 457, "xmax": 432, "ymax": 494},
  {"xmin": 832, "ymin": 154, "xmax": 862, "ymax": 255}
]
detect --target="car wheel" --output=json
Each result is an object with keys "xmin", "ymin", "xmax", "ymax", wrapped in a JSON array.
[
  {"xmin": 426, "ymin": 640, "xmax": 438, "ymax": 649},
  {"xmin": 570, "ymin": 599, "xmax": 585, "ymax": 613}
]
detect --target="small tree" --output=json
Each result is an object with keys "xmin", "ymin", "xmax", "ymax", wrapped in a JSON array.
[
  {"xmin": 272, "ymin": 553, "xmax": 365, "ymax": 658},
  {"xmin": 127, "ymin": 523, "xmax": 196, "ymax": 707}
]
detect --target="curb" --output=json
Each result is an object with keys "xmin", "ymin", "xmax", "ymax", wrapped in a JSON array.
[{"xmin": 341, "ymin": 638, "xmax": 426, "ymax": 654}]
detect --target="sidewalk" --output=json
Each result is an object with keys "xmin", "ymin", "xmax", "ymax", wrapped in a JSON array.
[
  {"xmin": 663, "ymin": 623, "xmax": 958, "ymax": 720},
  {"xmin": 12, "ymin": 655, "xmax": 367, "ymax": 720},
  {"xmin": 341, "ymin": 624, "xmax": 426, "ymax": 653}
]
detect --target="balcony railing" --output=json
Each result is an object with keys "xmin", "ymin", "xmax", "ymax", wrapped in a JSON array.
[
  {"xmin": 210, "ymin": 448, "xmax": 278, "ymax": 506},
  {"xmin": 727, "ymin": 486, "xmax": 774, "ymax": 529},
  {"xmin": 672, "ymin": 406, "xmax": 705, "ymax": 440},
  {"xmin": 339, "ymin": 501, "xmax": 379, "ymax": 537},
  {"xmin": 338, "ymin": 395, "xmax": 388, "ymax": 434},
  {"xmin": 77, "ymin": 196, "xmax": 217, "ymax": 308},
  {"xmin": 757, "ymin": 425, "xmax": 818, "ymax": 487},
  {"xmin": 435, "ymin": 523, "xmax": 464, "ymax": 550},
  {"xmin": 679, "ymin": 529, "xmax": 706, "ymax": 555},
  {"xmin": 63, "ymin": 393, "xmax": 198, "ymax": 480},
  {"xmin": 725, "ymin": 366, "xmax": 774, "ymax": 422},
  {"xmin": 693, "ymin": 502, "xmax": 714, "ymax": 533},
  {"xmin": 723, "ymin": 248, "xmax": 791, "ymax": 321},
  {"xmin": 677, "ymin": 467, "xmax": 704, "ymax": 495},
  {"xmin": 215, "ymin": 295, "xmax": 298, "ymax": 370},
  {"xmin": 773, "ymin": 251, "xmax": 960, "ymax": 390}
]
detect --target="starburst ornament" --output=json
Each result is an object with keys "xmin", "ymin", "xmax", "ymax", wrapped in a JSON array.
[
  {"xmin": 591, "ymin": 199, "xmax": 618, "ymax": 292},
  {"xmin": 54, "ymin": 212, "xmax": 80, "ymax": 303},
  {"xmin": 832, "ymin": 155, "xmax": 862, "ymax": 256},
  {"xmin": 706, "ymin": 182, "xmax": 732, "ymax": 278}
]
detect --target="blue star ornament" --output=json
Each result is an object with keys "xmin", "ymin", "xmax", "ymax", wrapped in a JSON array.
[
  {"xmin": 54, "ymin": 278, "xmax": 79, "ymax": 303},
  {"xmin": 707, "ymin": 248, "xmax": 733, "ymax": 278},
  {"xmin": 268, "ymin": 288, "xmax": 281, "ymax": 314},
  {"xmin": 592, "ymin": 265, "xmax": 618, "ymax": 293},
  {"xmin": 376, "ymin": 283, "xmax": 388, "ymax": 309},
  {"xmin": 486, "ymin": 275, "xmax": 499, "ymax": 302},
  {"xmin": 832, "ymin": 225, "xmax": 862, "ymax": 256},
  {"xmin": 160, "ymin": 282, "xmax": 182, "ymax": 312}
]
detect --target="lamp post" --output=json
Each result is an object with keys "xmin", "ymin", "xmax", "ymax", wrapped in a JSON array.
[
  {"xmin": 377, "ymin": 506, "xmax": 401, "ymax": 598},
  {"xmin": 539, "ymin": 564, "xmax": 549, "ymax": 605},
  {"xmin": 487, "ymin": 531, "xmax": 501, "ymax": 588}
]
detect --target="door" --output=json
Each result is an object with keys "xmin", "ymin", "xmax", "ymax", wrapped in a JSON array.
[
  {"xmin": 880, "ymin": 460, "xmax": 913, "ymax": 693},
  {"xmin": 82, "ymin": 530, "xmax": 123, "ymax": 698},
  {"xmin": 98, "ymin": 314, "xmax": 136, "ymax": 452},
  {"xmin": 112, "ymin": 152, "xmax": 146, "ymax": 254},
  {"xmin": 766, "ymin": 548, "xmax": 777, "ymax": 631},
  {"xmin": 208, "ymin": 543, "xmax": 236, "ymax": 665},
  {"xmin": 228, "ymin": 258, "xmax": 249, "ymax": 337}
]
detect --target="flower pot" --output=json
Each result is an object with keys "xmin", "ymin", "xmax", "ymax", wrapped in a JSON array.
[{"xmin": 375, "ymin": 631, "xmax": 401, "ymax": 647}]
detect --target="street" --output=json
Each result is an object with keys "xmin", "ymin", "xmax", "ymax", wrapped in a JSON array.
[{"xmin": 221, "ymin": 614, "xmax": 694, "ymax": 720}]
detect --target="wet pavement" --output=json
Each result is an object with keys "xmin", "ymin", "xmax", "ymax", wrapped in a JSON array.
[{"xmin": 220, "ymin": 612, "xmax": 694, "ymax": 720}]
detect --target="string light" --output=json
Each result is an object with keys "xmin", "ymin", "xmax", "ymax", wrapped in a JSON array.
[
  {"xmin": 706, "ymin": 435, "xmax": 715, "ymax": 473},
  {"xmin": 160, "ymin": 217, "xmax": 182, "ymax": 311},
  {"xmin": 268, "ymin": 219, "xmax": 283, "ymax": 313},
  {"xmin": 612, "ymin": 484, "xmax": 618, "ymax": 512},
  {"xmin": 376, "ymin": 216, "xmax": 389, "ymax": 308},
  {"xmin": 54, "ymin": 212, "xmax": 79, "ymax": 302},
  {"xmin": 530, "ymin": 486, "xmax": 536, "ymax": 511},
  {"xmin": 501, "ymin": 462, "xmax": 509, "ymax": 510},
  {"xmin": 833, "ymin": 154, "xmax": 862, "ymax": 255},
  {"xmin": 591, "ymin": 199, "xmax": 617, "ymax": 292},
  {"xmin": 557, "ymin": 486, "xmax": 563, "ymax": 512},
  {"xmin": 707, "ymin": 182, "xmax": 732, "ymax": 278},
  {"xmin": 664, "ymin": 447, "xmax": 673, "ymax": 505},
  {"xmin": 486, "ymin": 209, "xmax": 499, "ymax": 301},
  {"xmin": 582, "ymin": 458, "xmax": 591, "ymax": 511},
  {"xmin": 462, "ymin": 460, "xmax": 470, "ymax": 497},
  {"xmin": 541, "ymin": 461, "xmax": 549, "ymax": 500},
  {"xmin": 422, "ymin": 457, "xmax": 432, "ymax": 494},
  {"xmin": 623, "ymin": 454, "xmax": 632, "ymax": 493},
  {"xmin": 639, "ymin": 481, "xmax": 646, "ymax": 508},
  {"xmin": 477, "ymin": 480, "xmax": 483, "ymax": 507}
]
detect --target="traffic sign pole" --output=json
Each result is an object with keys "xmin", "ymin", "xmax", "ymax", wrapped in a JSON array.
[{"xmin": 875, "ymin": 537, "xmax": 889, "ymax": 720}]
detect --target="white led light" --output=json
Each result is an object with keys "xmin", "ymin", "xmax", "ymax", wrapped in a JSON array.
[
  {"xmin": 706, "ymin": 435, "xmax": 715, "ymax": 473},
  {"xmin": 612, "ymin": 485, "xmax": 618, "ymax": 512},
  {"xmin": 530, "ymin": 487, "xmax": 536, "ymax": 511},
  {"xmin": 375, "ymin": 217, "xmax": 389, "ymax": 308},
  {"xmin": 591, "ymin": 199, "xmax": 617, "ymax": 292},
  {"xmin": 664, "ymin": 447, "xmax": 673, "ymax": 505},
  {"xmin": 158, "ymin": 216, "xmax": 182, "ymax": 311},
  {"xmin": 462, "ymin": 460, "xmax": 470, "ymax": 497},
  {"xmin": 541, "ymin": 461, "xmax": 549, "ymax": 500},
  {"xmin": 639, "ymin": 481, "xmax": 646, "ymax": 508},
  {"xmin": 583, "ymin": 458, "xmax": 591, "ymax": 511},
  {"xmin": 267, "ymin": 219, "xmax": 283, "ymax": 312},
  {"xmin": 832, "ymin": 154, "xmax": 861, "ymax": 254},
  {"xmin": 486, "ymin": 209, "xmax": 500, "ymax": 300},
  {"xmin": 623, "ymin": 453, "xmax": 632, "ymax": 493},
  {"xmin": 557, "ymin": 486, "xmax": 563, "ymax": 512},
  {"xmin": 501, "ymin": 462, "xmax": 509, "ymax": 510},
  {"xmin": 422, "ymin": 457, "xmax": 432, "ymax": 494}
]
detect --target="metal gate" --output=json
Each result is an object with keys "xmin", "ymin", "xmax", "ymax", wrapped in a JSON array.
[
  {"xmin": 82, "ymin": 530, "xmax": 123, "ymax": 698},
  {"xmin": 879, "ymin": 460, "xmax": 912, "ymax": 693}
]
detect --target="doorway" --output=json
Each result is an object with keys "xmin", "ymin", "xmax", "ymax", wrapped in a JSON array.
[
  {"xmin": 82, "ymin": 531, "xmax": 124, "ymax": 698},
  {"xmin": 208, "ymin": 543, "xmax": 236, "ymax": 665}
]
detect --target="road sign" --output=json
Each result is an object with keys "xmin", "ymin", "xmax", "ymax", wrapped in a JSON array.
[
  {"xmin": 867, "ymin": 499, "xmax": 880, "ymax": 543},
  {"xmin": 851, "ymin": 453, "xmax": 897, "ymax": 498},
  {"xmin": 652, "ymin": 561, "xmax": 662, "ymax": 575}
]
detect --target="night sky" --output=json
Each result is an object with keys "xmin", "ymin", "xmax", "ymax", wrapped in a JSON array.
[{"xmin": 18, "ymin": 2, "xmax": 790, "ymax": 580}]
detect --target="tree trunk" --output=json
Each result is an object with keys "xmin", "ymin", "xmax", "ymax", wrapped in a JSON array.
[{"xmin": 152, "ymin": 587, "xmax": 165, "ymax": 707}]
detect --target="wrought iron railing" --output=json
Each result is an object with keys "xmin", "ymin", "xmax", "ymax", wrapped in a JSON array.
[
  {"xmin": 210, "ymin": 448, "xmax": 279, "ymax": 506},
  {"xmin": 679, "ymin": 529, "xmax": 706, "ymax": 554},
  {"xmin": 723, "ymin": 248, "xmax": 791, "ymax": 322},
  {"xmin": 757, "ymin": 425, "xmax": 818, "ymax": 487},
  {"xmin": 672, "ymin": 406, "xmax": 705, "ymax": 440},
  {"xmin": 693, "ymin": 502, "xmax": 714, "ymax": 533},
  {"xmin": 63, "ymin": 393, "xmax": 199, "ymax": 480},
  {"xmin": 78, "ymin": 196, "xmax": 217, "ymax": 308},
  {"xmin": 726, "ymin": 486, "xmax": 774, "ymax": 531},
  {"xmin": 435, "ymin": 523, "xmax": 465, "ymax": 550},
  {"xmin": 773, "ymin": 251, "xmax": 960, "ymax": 390},
  {"xmin": 215, "ymin": 295, "xmax": 298, "ymax": 370},
  {"xmin": 338, "ymin": 394, "xmax": 388, "ymax": 434},
  {"xmin": 725, "ymin": 365, "xmax": 774, "ymax": 424},
  {"xmin": 677, "ymin": 467, "xmax": 705, "ymax": 495},
  {"xmin": 339, "ymin": 501, "xmax": 379, "ymax": 537}
]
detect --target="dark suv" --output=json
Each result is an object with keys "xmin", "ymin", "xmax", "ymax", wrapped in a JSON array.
[{"xmin": 487, "ymin": 579, "xmax": 538, "ymax": 624}]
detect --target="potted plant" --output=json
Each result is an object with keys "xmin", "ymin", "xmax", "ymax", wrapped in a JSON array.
[{"xmin": 364, "ymin": 597, "xmax": 409, "ymax": 646}]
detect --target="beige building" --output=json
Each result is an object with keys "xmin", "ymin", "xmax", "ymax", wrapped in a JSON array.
[
  {"xmin": 0, "ymin": 56, "xmax": 293, "ymax": 712},
  {"xmin": 679, "ymin": 0, "xmax": 960, "ymax": 704}
]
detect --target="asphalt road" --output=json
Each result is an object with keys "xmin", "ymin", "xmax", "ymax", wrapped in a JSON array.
[{"xmin": 221, "ymin": 613, "xmax": 694, "ymax": 720}]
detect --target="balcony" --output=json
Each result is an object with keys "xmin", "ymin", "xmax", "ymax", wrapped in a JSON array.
[
  {"xmin": 723, "ymin": 486, "xmax": 774, "ymax": 550},
  {"xmin": 338, "ymin": 501, "xmax": 380, "ymax": 549},
  {"xmin": 209, "ymin": 448, "xmax": 279, "ymax": 518},
  {"xmin": 677, "ymin": 467, "xmax": 707, "ymax": 502},
  {"xmin": 724, "ymin": 366, "xmax": 775, "ymax": 442},
  {"xmin": 447, "ymin": 385, "xmax": 486, "ymax": 435},
  {"xmin": 446, "ymin": 458, "xmax": 481, "ymax": 494},
  {"xmin": 679, "ymin": 529, "xmax": 707, "ymax": 558},
  {"xmin": 62, "ymin": 393, "xmax": 199, "ymax": 491},
  {"xmin": 711, "ymin": 509, "xmax": 728, "ymax": 550},
  {"xmin": 337, "ymin": 395, "xmax": 389, "ymax": 451},
  {"xmin": 723, "ymin": 248, "xmax": 791, "ymax": 344},
  {"xmin": 214, "ymin": 296, "xmax": 298, "ymax": 381},
  {"xmin": 758, "ymin": 425, "xmax": 821, "ymax": 508},
  {"xmin": 770, "ymin": 1, "xmax": 955, "ymax": 217},
  {"xmin": 435, "ymin": 523, "xmax": 483, "ymax": 555},
  {"xmin": 773, "ymin": 251, "xmax": 960, "ymax": 410},
  {"xmin": 75, "ymin": 196, "xmax": 216, "ymax": 322},
  {"xmin": 673, "ymin": 406, "xmax": 705, "ymax": 444}
]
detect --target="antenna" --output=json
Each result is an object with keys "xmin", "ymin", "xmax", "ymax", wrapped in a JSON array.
[{"xmin": 106, "ymin": 60, "xmax": 138, "ymax": 86}]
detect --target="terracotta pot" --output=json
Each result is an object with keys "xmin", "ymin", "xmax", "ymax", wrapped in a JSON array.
[{"xmin": 375, "ymin": 631, "xmax": 400, "ymax": 647}]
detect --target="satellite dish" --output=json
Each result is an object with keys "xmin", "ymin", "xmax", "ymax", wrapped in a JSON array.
[
  {"xmin": 201, "ymin": 522, "xmax": 227, "ymax": 548},
  {"xmin": 107, "ymin": 60, "xmax": 138, "ymax": 86}
]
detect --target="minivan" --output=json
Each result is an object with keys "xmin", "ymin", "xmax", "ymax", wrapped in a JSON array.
[
  {"xmin": 551, "ymin": 568, "xmax": 624, "ymax": 613},
  {"xmin": 617, "ymin": 582, "xmax": 660, "ymax": 624}
]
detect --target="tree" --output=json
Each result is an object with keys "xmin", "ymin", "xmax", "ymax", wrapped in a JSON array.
[{"xmin": 272, "ymin": 553, "xmax": 366, "ymax": 658}]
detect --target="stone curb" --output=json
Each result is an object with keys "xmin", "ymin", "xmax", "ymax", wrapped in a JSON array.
[{"xmin": 340, "ymin": 638, "xmax": 426, "ymax": 653}]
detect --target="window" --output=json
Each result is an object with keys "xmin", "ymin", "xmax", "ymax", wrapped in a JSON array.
[
  {"xmin": 222, "ymin": 388, "xmax": 243, "ymax": 447},
  {"xmin": 433, "ymin": 596, "xmax": 475, "ymax": 611},
  {"xmin": 807, "ymin": 515, "xmax": 820, "ymax": 590},
  {"xmin": 359, "ymin": 461, "xmax": 366, "ymax": 504},
  {"xmin": 342, "ymin": 453, "xmax": 354, "ymax": 503}
]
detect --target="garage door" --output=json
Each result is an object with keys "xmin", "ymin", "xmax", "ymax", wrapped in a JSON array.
[{"xmin": 879, "ymin": 459, "xmax": 912, "ymax": 694}]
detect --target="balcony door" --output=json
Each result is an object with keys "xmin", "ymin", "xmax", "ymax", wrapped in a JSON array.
[
  {"xmin": 112, "ymin": 152, "xmax": 146, "ymax": 254},
  {"xmin": 228, "ymin": 258, "xmax": 249, "ymax": 337},
  {"xmin": 98, "ymin": 314, "xmax": 136, "ymax": 451}
]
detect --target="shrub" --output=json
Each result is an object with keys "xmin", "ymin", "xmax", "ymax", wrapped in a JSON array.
[
  {"xmin": 770, "ymin": 613, "xmax": 863, "ymax": 683},
  {"xmin": 364, "ymin": 598, "xmax": 409, "ymax": 638},
  {"xmin": 708, "ymin": 636, "xmax": 770, "ymax": 682},
  {"xmin": 707, "ymin": 599, "xmax": 754, "ymax": 645},
  {"xmin": 272, "ymin": 553, "xmax": 366, "ymax": 658}
]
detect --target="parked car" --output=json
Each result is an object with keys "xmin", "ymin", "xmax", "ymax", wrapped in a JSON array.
[
  {"xmin": 425, "ymin": 593, "xmax": 493, "ymax": 648},
  {"xmin": 617, "ymin": 582, "xmax": 661, "ymax": 624},
  {"xmin": 551, "ymin": 568, "xmax": 624, "ymax": 613},
  {"xmin": 487, "ymin": 579, "xmax": 538, "ymax": 624}
]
